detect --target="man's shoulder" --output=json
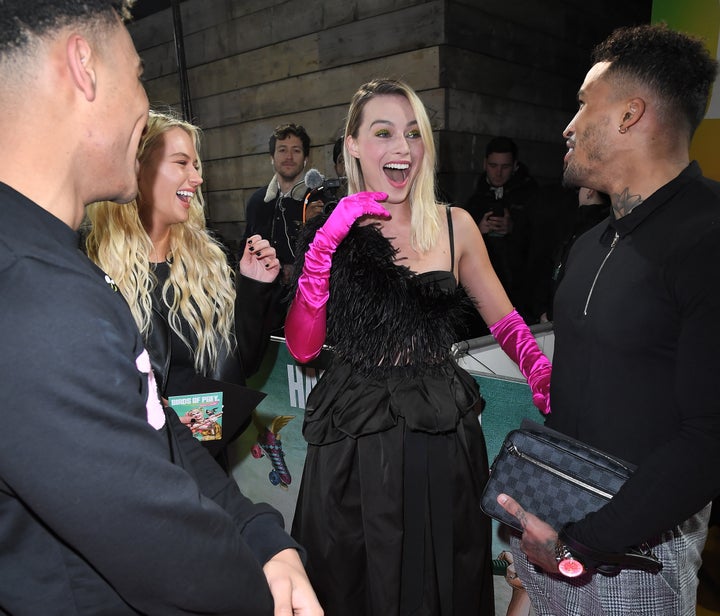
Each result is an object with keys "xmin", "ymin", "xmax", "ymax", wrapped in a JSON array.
[
  {"xmin": 506, "ymin": 172, "xmax": 538, "ymax": 200},
  {"xmin": 696, "ymin": 173, "xmax": 720, "ymax": 200},
  {"xmin": 246, "ymin": 185, "xmax": 271, "ymax": 207},
  {"xmin": 668, "ymin": 170, "xmax": 720, "ymax": 218}
]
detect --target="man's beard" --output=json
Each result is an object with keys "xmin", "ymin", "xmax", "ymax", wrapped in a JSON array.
[
  {"xmin": 562, "ymin": 158, "xmax": 586, "ymax": 188},
  {"xmin": 277, "ymin": 167, "xmax": 303, "ymax": 184},
  {"xmin": 562, "ymin": 122, "xmax": 608, "ymax": 189}
]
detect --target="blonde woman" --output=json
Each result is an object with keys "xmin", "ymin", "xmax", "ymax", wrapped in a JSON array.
[
  {"xmin": 87, "ymin": 110, "xmax": 280, "ymax": 469},
  {"xmin": 285, "ymin": 79, "xmax": 551, "ymax": 615}
]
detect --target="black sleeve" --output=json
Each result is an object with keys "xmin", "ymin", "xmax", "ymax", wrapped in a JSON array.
[
  {"xmin": 234, "ymin": 274, "xmax": 278, "ymax": 378},
  {"xmin": 568, "ymin": 227, "xmax": 720, "ymax": 552},
  {"xmin": 242, "ymin": 193, "xmax": 259, "ymax": 242},
  {"xmin": 165, "ymin": 409, "xmax": 304, "ymax": 565},
  {"xmin": 0, "ymin": 253, "xmax": 296, "ymax": 615}
]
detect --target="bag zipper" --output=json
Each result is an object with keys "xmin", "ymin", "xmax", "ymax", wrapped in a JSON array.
[
  {"xmin": 506, "ymin": 442, "xmax": 614, "ymax": 500},
  {"xmin": 583, "ymin": 231, "xmax": 619, "ymax": 315}
]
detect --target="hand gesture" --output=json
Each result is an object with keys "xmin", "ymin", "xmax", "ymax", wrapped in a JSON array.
[
  {"xmin": 480, "ymin": 209, "xmax": 513, "ymax": 235},
  {"xmin": 305, "ymin": 199, "xmax": 325, "ymax": 221},
  {"xmin": 496, "ymin": 493, "xmax": 560, "ymax": 574},
  {"xmin": 263, "ymin": 548, "xmax": 324, "ymax": 616},
  {"xmin": 314, "ymin": 191, "xmax": 389, "ymax": 252},
  {"xmin": 239, "ymin": 235, "xmax": 281, "ymax": 282}
]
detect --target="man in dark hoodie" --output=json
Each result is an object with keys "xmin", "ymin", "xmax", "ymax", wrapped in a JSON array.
[{"xmin": 0, "ymin": 2, "xmax": 321, "ymax": 614}]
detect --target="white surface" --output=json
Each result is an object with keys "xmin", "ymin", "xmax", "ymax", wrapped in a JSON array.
[{"xmin": 453, "ymin": 323, "xmax": 554, "ymax": 379}]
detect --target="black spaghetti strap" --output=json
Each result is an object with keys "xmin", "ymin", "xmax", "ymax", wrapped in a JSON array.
[{"xmin": 446, "ymin": 206, "xmax": 455, "ymax": 275}]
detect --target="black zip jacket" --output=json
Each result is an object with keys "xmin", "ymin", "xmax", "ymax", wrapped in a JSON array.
[{"xmin": 549, "ymin": 162, "xmax": 720, "ymax": 552}]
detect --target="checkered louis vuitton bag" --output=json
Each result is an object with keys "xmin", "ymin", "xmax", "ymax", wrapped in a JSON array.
[{"xmin": 481, "ymin": 419, "xmax": 636, "ymax": 533}]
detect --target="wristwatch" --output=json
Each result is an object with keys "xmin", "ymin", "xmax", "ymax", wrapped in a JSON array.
[{"xmin": 555, "ymin": 540, "xmax": 585, "ymax": 578}]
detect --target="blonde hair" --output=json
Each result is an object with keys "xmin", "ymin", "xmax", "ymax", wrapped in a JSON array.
[
  {"xmin": 86, "ymin": 110, "xmax": 235, "ymax": 375},
  {"xmin": 344, "ymin": 78, "xmax": 443, "ymax": 252}
]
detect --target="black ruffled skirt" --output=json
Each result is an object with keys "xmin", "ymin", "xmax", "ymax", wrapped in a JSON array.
[{"xmin": 291, "ymin": 359, "xmax": 495, "ymax": 616}]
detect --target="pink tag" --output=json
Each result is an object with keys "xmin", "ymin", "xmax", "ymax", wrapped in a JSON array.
[{"xmin": 136, "ymin": 349, "xmax": 165, "ymax": 429}]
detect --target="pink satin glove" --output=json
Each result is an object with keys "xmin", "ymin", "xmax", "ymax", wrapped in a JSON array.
[
  {"xmin": 489, "ymin": 309, "xmax": 552, "ymax": 414},
  {"xmin": 285, "ymin": 191, "xmax": 389, "ymax": 363}
]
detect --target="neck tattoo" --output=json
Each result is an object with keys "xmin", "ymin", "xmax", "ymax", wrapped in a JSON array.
[{"xmin": 612, "ymin": 188, "xmax": 643, "ymax": 218}]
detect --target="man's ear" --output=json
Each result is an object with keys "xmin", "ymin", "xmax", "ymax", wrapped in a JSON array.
[
  {"xmin": 66, "ymin": 34, "xmax": 96, "ymax": 102},
  {"xmin": 620, "ymin": 98, "xmax": 645, "ymax": 130}
]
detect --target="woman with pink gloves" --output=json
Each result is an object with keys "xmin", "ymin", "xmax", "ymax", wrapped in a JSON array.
[{"xmin": 285, "ymin": 78, "xmax": 551, "ymax": 616}]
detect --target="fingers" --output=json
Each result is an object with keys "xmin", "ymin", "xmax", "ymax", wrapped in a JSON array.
[
  {"xmin": 358, "ymin": 193, "xmax": 391, "ymax": 218},
  {"xmin": 244, "ymin": 236, "xmax": 281, "ymax": 272},
  {"xmin": 357, "ymin": 191, "xmax": 388, "ymax": 202},
  {"xmin": 533, "ymin": 391, "xmax": 551, "ymax": 415},
  {"xmin": 335, "ymin": 192, "xmax": 391, "ymax": 221},
  {"xmin": 306, "ymin": 200, "xmax": 325, "ymax": 219},
  {"xmin": 264, "ymin": 549, "xmax": 324, "ymax": 616},
  {"xmin": 497, "ymin": 493, "xmax": 528, "ymax": 529},
  {"xmin": 267, "ymin": 575, "xmax": 294, "ymax": 616}
]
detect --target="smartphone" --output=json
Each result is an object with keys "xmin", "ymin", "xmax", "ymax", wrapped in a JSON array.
[{"xmin": 491, "ymin": 204, "xmax": 505, "ymax": 218}]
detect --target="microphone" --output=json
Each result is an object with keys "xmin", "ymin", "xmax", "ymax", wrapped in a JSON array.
[{"xmin": 304, "ymin": 168, "xmax": 325, "ymax": 190}]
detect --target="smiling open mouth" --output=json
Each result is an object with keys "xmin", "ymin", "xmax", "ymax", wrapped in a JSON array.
[
  {"xmin": 383, "ymin": 162, "xmax": 409, "ymax": 183},
  {"xmin": 177, "ymin": 190, "xmax": 193, "ymax": 203}
]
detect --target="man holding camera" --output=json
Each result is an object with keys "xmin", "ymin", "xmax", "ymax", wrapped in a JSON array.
[
  {"xmin": 243, "ymin": 123, "xmax": 324, "ymax": 284},
  {"xmin": 243, "ymin": 123, "xmax": 325, "ymax": 327}
]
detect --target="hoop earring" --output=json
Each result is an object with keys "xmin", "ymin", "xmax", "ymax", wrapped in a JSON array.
[{"xmin": 618, "ymin": 125, "xmax": 628, "ymax": 134}]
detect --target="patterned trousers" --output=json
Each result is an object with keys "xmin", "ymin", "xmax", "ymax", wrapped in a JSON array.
[{"xmin": 510, "ymin": 503, "xmax": 711, "ymax": 616}]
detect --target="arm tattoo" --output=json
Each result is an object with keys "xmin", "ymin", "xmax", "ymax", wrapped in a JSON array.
[{"xmin": 612, "ymin": 188, "xmax": 643, "ymax": 218}]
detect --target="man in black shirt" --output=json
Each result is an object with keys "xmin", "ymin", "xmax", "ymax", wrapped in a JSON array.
[{"xmin": 497, "ymin": 24, "xmax": 720, "ymax": 615}]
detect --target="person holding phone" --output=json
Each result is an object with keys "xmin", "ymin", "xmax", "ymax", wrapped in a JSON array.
[{"xmin": 459, "ymin": 137, "xmax": 539, "ymax": 335}]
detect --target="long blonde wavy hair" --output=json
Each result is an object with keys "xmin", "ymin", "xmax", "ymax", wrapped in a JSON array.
[
  {"xmin": 344, "ymin": 78, "xmax": 444, "ymax": 252},
  {"xmin": 85, "ymin": 110, "xmax": 235, "ymax": 375}
]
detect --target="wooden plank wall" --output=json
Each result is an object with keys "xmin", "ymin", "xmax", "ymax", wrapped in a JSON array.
[{"xmin": 129, "ymin": 0, "xmax": 651, "ymax": 246}]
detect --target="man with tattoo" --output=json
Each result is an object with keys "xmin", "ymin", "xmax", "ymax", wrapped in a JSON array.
[{"xmin": 496, "ymin": 23, "xmax": 720, "ymax": 615}]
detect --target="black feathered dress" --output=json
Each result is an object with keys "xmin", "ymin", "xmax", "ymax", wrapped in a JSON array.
[{"xmin": 289, "ymin": 210, "xmax": 495, "ymax": 616}]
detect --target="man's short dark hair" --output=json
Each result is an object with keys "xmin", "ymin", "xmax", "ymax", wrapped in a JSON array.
[
  {"xmin": 592, "ymin": 23, "xmax": 718, "ymax": 138},
  {"xmin": 332, "ymin": 137, "xmax": 344, "ymax": 164},
  {"xmin": 269, "ymin": 123, "xmax": 311, "ymax": 157},
  {"xmin": 0, "ymin": 1, "xmax": 133, "ymax": 53},
  {"xmin": 485, "ymin": 136, "xmax": 518, "ymax": 160}
]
